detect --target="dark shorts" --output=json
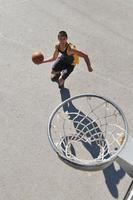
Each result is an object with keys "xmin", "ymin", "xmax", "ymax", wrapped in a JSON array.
[{"xmin": 52, "ymin": 56, "xmax": 75, "ymax": 80}]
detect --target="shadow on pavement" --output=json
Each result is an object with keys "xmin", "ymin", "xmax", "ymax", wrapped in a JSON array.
[{"xmin": 59, "ymin": 87, "xmax": 125, "ymax": 198}]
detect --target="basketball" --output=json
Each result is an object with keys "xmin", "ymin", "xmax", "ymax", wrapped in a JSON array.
[{"xmin": 32, "ymin": 51, "xmax": 44, "ymax": 64}]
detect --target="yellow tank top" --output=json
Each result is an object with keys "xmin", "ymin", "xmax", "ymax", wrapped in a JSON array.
[
  {"xmin": 56, "ymin": 43, "xmax": 79, "ymax": 65},
  {"xmin": 67, "ymin": 43, "xmax": 79, "ymax": 65}
]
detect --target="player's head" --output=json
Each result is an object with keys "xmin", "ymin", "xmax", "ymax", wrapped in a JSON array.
[{"xmin": 58, "ymin": 31, "xmax": 68, "ymax": 44}]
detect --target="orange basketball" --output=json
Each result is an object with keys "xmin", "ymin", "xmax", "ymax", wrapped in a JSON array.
[{"xmin": 32, "ymin": 51, "xmax": 44, "ymax": 64}]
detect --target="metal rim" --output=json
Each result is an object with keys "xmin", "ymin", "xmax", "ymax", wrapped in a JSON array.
[{"xmin": 47, "ymin": 94, "xmax": 128, "ymax": 170}]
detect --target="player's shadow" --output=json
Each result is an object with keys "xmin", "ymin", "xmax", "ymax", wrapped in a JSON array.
[
  {"xmin": 60, "ymin": 89, "xmax": 104, "ymax": 160},
  {"xmin": 59, "ymin": 87, "xmax": 125, "ymax": 199}
]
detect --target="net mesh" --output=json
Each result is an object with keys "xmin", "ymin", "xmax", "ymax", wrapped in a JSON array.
[{"xmin": 50, "ymin": 95, "xmax": 126, "ymax": 166}]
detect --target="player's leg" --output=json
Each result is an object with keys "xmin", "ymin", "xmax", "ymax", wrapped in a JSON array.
[
  {"xmin": 51, "ymin": 70, "xmax": 61, "ymax": 82},
  {"xmin": 51, "ymin": 58, "xmax": 63, "ymax": 82},
  {"xmin": 58, "ymin": 65, "xmax": 75, "ymax": 88}
]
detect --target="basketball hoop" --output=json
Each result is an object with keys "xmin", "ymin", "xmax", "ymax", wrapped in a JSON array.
[{"xmin": 48, "ymin": 94, "xmax": 128, "ymax": 171}]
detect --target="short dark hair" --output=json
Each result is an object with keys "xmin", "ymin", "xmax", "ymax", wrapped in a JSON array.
[{"xmin": 58, "ymin": 31, "xmax": 68, "ymax": 38}]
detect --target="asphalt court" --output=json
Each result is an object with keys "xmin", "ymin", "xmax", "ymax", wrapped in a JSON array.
[{"xmin": 0, "ymin": 0, "xmax": 133, "ymax": 199}]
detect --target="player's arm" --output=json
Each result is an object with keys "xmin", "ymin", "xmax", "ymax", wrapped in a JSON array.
[
  {"xmin": 70, "ymin": 49, "xmax": 93, "ymax": 72},
  {"xmin": 41, "ymin": 46, "xmax": 59, "ymax": 64}
]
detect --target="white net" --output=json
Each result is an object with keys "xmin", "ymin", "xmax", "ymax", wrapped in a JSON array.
[{"xmin": 49, "ymin": 95, "xmax": 127, "ymax": 168}]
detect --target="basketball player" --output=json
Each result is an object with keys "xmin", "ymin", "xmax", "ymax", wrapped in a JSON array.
[{"xmin": 41, "ymin": 31, "xmax": 93, "ymax": 88}]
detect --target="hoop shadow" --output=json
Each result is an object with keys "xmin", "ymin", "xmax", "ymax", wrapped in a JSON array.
[{"xmin": 59, "ymin": 87, "xmax": 125, "ymax": 198}]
